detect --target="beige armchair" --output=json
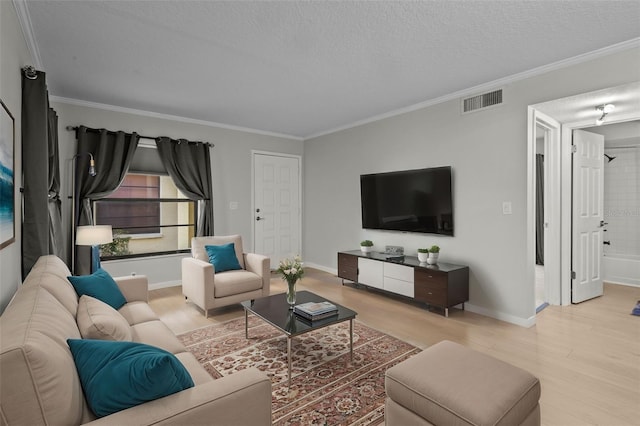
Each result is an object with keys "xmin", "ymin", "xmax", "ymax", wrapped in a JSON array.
[{"xmin": 182, "ymin": 235, "xmax": 270, "ymax": 317}]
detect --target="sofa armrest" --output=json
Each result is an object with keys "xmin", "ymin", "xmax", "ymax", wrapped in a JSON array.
[
  {"xmin": 114, "ymin": 275, "xmax": 149, "ymax": 303},
  {"xmin": 244, "ymin": 253, "xmax": 270, "ymax": 296},
  {"xmin": 84, "ymin": 368, "xmax": 272, "ymax": 426},
  {"xmin": 182, "ymin": 257, "xmax": 215, "ymax": 307}
]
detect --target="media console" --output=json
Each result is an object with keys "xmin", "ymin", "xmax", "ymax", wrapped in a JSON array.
[{"xmin": 337, "ymin": 250, "xmax": 469, "ymax": 317}]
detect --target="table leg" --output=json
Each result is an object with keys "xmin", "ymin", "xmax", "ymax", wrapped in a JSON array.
[
  {"xmin": 245, "ymin": 309, "xmax": 248, "ymax": 339},
  {"xmin": 287, "ymin": 336, "xmax": 292, "ymax": 387},
  {"xmin": 350, "ymin": 319, "xmax": 354, "ymax": 362}
]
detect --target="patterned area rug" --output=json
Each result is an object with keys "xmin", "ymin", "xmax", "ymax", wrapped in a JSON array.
[{"xmin": 177, "ymin": 316, "xmax": 420, "ymax": 425}]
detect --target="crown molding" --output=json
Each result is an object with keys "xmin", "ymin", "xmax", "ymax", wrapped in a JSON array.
[
  {"xmin": 50, "ymin": 96, "xmax": 304, "ymax": 141},
  {"xmin": 12, "ymin": 0, "xmax": 43, "ymax": 70},
  {"xmin": 304, "ymin": 38, "xmax": 640, "ymax": 140}
]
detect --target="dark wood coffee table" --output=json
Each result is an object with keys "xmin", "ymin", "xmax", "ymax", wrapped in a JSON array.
[{"xmin": 241, "ymin": 290, "xmax": 357, "ymax": 387}]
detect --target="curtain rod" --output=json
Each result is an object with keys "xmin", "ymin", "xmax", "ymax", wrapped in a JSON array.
[{"xmin": 65, "ymin": 125, "xmax": 214, "ymax": 148}]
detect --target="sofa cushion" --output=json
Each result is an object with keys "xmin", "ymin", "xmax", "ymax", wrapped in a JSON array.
[
  {"xmin": 205, "ymin": 243, "xmax": 242, "ymax": 272},
  {"xmin": 68, "ymin": 268, "xmax": 127, "ymax": 310},
  {"xmin": 22, "ymin": 255, "xmax": 78, "ymax": 315},
  {"xmin": 1, "ymin": 285, "xmax": 86, "ymax": 426},
  {"xmin": 67, "ymin": 339, "xmax": 194, "ymax": 418},
  {"xmin": 77, "ymin": 295, "xmax": 132, "ymax": 341},
  {"xmin": 130, "ymin": 320, "xmax": 187, "ymax": 354},
  {"xmin": 214, "ymin": 270, "xmax": 263, "ymax": 298},
  {"xmin": 191, "ymin": 235, "xmax": 245, "ymax": 269},
  {"xmin": 118, "ymin": 300, "xmax": 160, "ymax": 325}
]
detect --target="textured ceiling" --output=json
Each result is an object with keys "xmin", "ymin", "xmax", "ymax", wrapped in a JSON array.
[{"xmin": 24, "ymin": 0, "xmax": 640, "ymax": 139}]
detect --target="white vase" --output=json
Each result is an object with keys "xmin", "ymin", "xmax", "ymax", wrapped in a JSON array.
[
  {"xmin": 427, "ymin": 253, "xmax": 439, "ymax": 265},
  {"xmin": 361, "ymin": 245, "xmax": 373, "ymax": 253},
  {"xmin": 418, "ymin": 252, "xmax": 429, "ymax": 262}
]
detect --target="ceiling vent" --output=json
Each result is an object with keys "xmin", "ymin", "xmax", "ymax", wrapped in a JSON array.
[{"xmin": 461, "ymin": 89, "xmax": 503, "ymax": 114}]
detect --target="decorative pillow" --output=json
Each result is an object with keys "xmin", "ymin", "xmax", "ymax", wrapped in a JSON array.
[
  {"xmin": 77, "ymin": 295, "xmax": 132, "ymax": 341},
  {"xmin": 67, "ymin": 339, "xmax": 194, "ymax": 417},
  {"xmin": 68, "ymin": 268, "xmax": 127, "ymax": 310},
  {"xmin": 205, "ymin": 243, "xmax": 242, "ymax": 273}
]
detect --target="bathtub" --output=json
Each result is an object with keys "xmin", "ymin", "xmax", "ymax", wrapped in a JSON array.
[{"xmin": 602, "ymin": 254, "xmax": 640, "ymax": 287}]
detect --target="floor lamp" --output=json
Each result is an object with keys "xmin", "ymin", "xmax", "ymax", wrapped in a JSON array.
[
  {"xmin": 75, "ymin": 225, "xmax": 113, "ymax": 274},
  {"xmin": 70, "ymin": 152, "xmax": 97, "ymax": 274}
]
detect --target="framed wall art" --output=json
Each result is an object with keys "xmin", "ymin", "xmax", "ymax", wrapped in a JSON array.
[{"xmin": 0, "ymin": 99, "xmax": 15, "ymax": 250}]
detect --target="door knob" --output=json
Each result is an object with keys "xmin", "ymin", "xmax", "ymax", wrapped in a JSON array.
[{"xmin": 256, "ymin": 216, "xmax": 263, "ymax": 221}]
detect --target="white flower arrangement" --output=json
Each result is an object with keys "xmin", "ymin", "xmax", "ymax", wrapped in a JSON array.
[{"xmin": 277, "ymin": 255, "xmax": 304, "ymax": 284}]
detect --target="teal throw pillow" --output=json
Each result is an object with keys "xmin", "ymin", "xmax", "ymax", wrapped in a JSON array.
[
  {"xmin": 68, "ymin": 268, "xmax": 127, "ymax": 310},
  {"xmin": 205, "ymin": 243, "xmax": 242, "ymax": 272},
  {"xmin": 67, "ymin": 339, "xmax": 194, "ymax": 417}
]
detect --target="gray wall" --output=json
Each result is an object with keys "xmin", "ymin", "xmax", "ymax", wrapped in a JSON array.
[
  {"xmin": 303, "ymin": 47, "xmax": 640, "ymax": 326},
  {"xmin": 0, "ymin": 2, "xmax": 31, "ymax": 312},
  {"xmin": 52, "ymin": 101, "xmax": 304, "ymax": 283}
]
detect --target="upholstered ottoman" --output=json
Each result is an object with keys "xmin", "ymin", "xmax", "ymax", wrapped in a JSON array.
[{"xmin": 385, "ymin": 340, "xmax": 541, "ymax": 426}]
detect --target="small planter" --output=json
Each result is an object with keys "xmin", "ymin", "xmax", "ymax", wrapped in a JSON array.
[
  {"xmin": 418, "ymin": 252, "xmax": 429, "ymax": 262},
  {"xmin": 360, "ymin": 240, "xmax": 374, "ymax": 253},
  {"xmin": 427, "ymin": 252, "xmax": 439, "ymax": 265}
]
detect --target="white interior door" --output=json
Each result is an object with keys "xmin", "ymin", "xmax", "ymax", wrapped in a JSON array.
[
  {"xmin": 571, "ymin": 130, "xmax": 604, "ymax": 303},
  {"xmin": 253, "ymin": 153, "xmax": 301, "ymax": 269}
]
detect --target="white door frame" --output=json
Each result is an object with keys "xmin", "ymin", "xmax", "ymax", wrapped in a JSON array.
[
  {"xmin": 527, "ymin": 108, "xmax": 562, "ymax": 306},
  {"xmin": 250, "ymin": 150, "xmax": 303, "ymax": 257}
]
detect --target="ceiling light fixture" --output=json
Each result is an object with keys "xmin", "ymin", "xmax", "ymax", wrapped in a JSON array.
[{"xmin": 595, "ymin": 103, "xmax": 615, "ymax": 126}]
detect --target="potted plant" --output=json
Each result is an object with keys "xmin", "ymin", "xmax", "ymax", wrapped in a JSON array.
[
  {"xmin": 427, "ymin": 245, "xmax": 440, "ymax": 265},
  {"xmin": 417, "ymin": 248, "xmax": 429, "ymax": 262},
  {"xmin": 360, "ymin": 240, "xmax": 374, "ymax": 253}
]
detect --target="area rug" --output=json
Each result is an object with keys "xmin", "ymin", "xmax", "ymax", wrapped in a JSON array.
[{"xmin": 177, "ymin": 316, "xmax": 420, "ymax": 425}]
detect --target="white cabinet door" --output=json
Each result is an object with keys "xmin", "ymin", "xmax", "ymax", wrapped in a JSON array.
[
  {"xmin": 383, "ymin": 263, "xmax": 414, "ymax": 297},
  {"xmin": 358, "ymin": 258, "xmax": 384, "ymax": 289},
  {"xmin": 384, "ymin": 277, "xmax": 415, "ymax": 298}
]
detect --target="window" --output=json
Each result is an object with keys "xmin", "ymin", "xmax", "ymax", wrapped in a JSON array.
[
  {"xmin": 97, "ymin": 175, "xmax": 161, "ymax": 235},
  {"xmin": 93, "ymin": 140, "xmax": 197, "ymax": 259}
]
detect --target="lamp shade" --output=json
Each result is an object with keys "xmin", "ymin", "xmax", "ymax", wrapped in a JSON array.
[{"xmin": 76, "ymin": 225, "xmax": 113, "ymax": 246}]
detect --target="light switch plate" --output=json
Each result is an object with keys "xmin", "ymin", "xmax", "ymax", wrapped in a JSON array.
[
  {"xmin": 502, "ymin": 201, "xmax": 512, "ymax": 215},
  {"xmin": 229, "ymin": 201, "xmax": 238, "ymax": 210}
]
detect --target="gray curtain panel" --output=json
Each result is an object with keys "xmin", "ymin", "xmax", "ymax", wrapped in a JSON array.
[
  {"xmin": 535, "ymin": 154, "xmax": 544, "ymax": 265},
  {"xmin": 21, "ymin": 69, "xmax": 62, "ymax": 277},
  {"xmin": 74, "ymin": 127, "xmax": 138, "ymax": 275},
  {"xmin": 48, "ymin": 108, "xmax": 64, "ymax": 259},
  {"xmin": 155, "ymin": 137, "xmax": 214, "ymax": 236}
]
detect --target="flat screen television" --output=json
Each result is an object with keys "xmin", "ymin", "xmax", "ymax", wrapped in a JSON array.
[{"xmin": 360, "ymin": 166, "xmax": 454, "ymax": 235}]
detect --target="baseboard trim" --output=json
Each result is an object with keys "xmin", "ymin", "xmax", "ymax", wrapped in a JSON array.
[
  {"xmin": 464, "ymin": 303, "xmax": 536, "ymax": 328},
  {"xmin": 604, "ymin": 280, "xmax": 640, "ymax": 288},
  {"xmin": 149, "ymin": 280, "xmax": 181, "ymax": 291},
  {"xmin": 305, "ymin": 262, "xmax": 337, "ymax": 275}
]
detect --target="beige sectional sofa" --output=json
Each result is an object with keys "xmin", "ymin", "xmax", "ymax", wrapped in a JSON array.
[{"xmin": 0, "ymin": 255, "xmax": 272, "ymax": 426}]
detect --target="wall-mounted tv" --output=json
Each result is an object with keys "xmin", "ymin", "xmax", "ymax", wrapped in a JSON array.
[{"xmin": 360, "ymin": 166, "xmax": 453, "ymax": 235}]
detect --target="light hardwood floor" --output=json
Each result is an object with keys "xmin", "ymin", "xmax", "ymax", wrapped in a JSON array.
[{"xmin": 150, "ymin": 268, "xmax": 640, "ymax": 426}]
